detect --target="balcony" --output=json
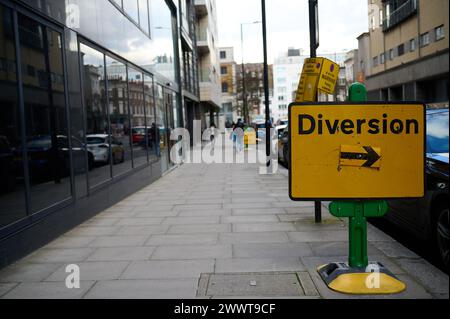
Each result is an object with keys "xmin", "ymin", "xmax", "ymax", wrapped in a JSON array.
[
  {"xmin": 196, "ymin": 29, "xmax": 210, "ymax": 54},
  {"xmin": 194, "ymin": 0, "xmax": 208, "ymax": 18},
  {"xmin": 383, "ymin": 0, "xmax": 418, "ymax": 31}
]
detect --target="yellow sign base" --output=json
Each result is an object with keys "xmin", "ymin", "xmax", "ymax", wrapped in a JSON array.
[{"xmin": 317, "ymin": 263, "xmax": 406, "ymax": 295}]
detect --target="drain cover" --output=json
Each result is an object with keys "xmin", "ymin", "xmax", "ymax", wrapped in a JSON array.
[{"xmin": 197, "ymin": 272, "xmax": 319, "ymax": 297}]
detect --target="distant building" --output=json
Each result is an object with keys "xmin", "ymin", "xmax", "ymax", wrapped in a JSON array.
[
  {"xmin": 363, "ymin": 0, "xmax": 449, "ymax": 105},
  {"xmin": 195, "ymin": 0, "xmax": 222, "ymax": 129},
  {"xmin": 272, "ymin": 48, "xmax": 307, "ymax": 121},
  {"xmin": 273, "ymin": 49, "xmax": 348, "ymax": 120},
  {"xmin": 236, "ymin": 63, "xmax": 273, "ymax": 123},
  {"xmin": 219, "ymin": 47, "xmax": 238, "ymax": 127}
]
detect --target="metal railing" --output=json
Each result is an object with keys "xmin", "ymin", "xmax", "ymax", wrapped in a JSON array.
[{"xmin": 383, "ymin": 0, "xmax": 417, "ymax": 31}]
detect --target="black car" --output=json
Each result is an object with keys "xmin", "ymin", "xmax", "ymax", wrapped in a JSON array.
[
  {"xmin": 278, "ymin": 129, "xmax": 289, "ymax": 168},
  {"xmin": 385, "ymin": 108, "xmax": 449, "ymax": 272}
]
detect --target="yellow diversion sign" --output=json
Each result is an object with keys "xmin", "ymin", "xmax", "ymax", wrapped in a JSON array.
[{"xmin": 289, "ymin": 102, "xmax": 426, "ymax": 200}]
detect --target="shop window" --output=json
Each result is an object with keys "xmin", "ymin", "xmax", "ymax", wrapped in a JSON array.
[
  {"xmin": 80, "ymin": 43, "xmax": 111, "ymax": 188},
  {"xmin": 105, "ymin": 56, "xmax": 132, "ymax": 177}
]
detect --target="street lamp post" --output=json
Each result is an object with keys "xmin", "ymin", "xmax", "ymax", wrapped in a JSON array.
[
  {"xmin": 309, "ymin": 0, "xmax": 322, "ymax": 223},
  {"xmin": 261, "ymin": 0, "xmax": 271, "ymax": 170},
  {"xmin": 240, "ymin": 21, "xmax": 261, "ymax": 124}
]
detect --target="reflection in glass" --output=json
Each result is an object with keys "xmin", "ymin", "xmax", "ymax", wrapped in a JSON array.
[
  {"xmin": 19, "ymin": 14, "xmax": 72, "ymax": 214},
  {"xmin": 155, "ymin": 85, "xmax": 168, "ymax": 172},
  {"xmin": 105, "ymin": 56, "xmax": 132, "ymax": 176},
  {"xmin": 144, "ymin": 74, "xmax": 157, "ymax": 161},
  {"xmin": 0, "ymin": 5, "xmax": 27, "ymax": 227},
  {"xmin": 138, "ymin": 0, "xmax": 150, "ymax": 34},
  {"xmin": 128, "ymin": 67, "xmax": 147, "ymax": 167},
  {"xmin": 80, "ymin": 43, "xmax": 111, "ymax": 188},
  {"xmin": 123, "ymin": 0, "xmax": 139, "ymax": 24},
  {"xmin": 149, "ymin": 0, "xmax": 175, "ymax": 81}
]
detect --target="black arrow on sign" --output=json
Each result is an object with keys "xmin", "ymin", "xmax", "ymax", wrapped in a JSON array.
[{"xmin": 340, "ymin": 146, "xmax": 381, "ymax": 168}]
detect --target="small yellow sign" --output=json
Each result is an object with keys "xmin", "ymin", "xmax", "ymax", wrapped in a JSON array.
[
  {"xmin": 295, "ymin": 57, "xmax": 340, "ymax": 102},
  {"xmin": 318, "ymin": 59, "xmax": 340, "ymax": 94},
  {"xmin": 289, "ymin": 103, "xmax": 425, "ymax": 200}
]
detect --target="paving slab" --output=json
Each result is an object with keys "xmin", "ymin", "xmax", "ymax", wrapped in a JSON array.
[
  {"xmin": 146, "ymin": 234, "xmax": 218, "ymax": 246},
  {"xmin": 23, "ymin": 248, "xmax": 96, "ymax": 264},
  {"xmin": 395, "ymin": 258, "xmax": 449, "ymax": 295},
  {"xmin": 0, "ymin": 263, "xmax": 62, "ymax": 283},
  {"xmin": 233, "ymin": 222, "xmax": 297, "ymax": 232},
  {"xmin": 168, "ymin": 224, "xmax": 231, "ymax": 234},
  {"xmin": 215, "ymin": 258, "xmax": 306, "ymax": 273},
  {"xmin": 88, "ymin": 235, "xmax": 148, "ymax": 248},
  {"xmin": 219, "ymin": 232, "xmax": 289, "ymax": 244},
  {"xmin": 152, "ymin": 244, "xmax": 232, "ymax": 260},
  {"xmin": 0, "ymin": 283, "xmax": 18, "ymax": 297},
  {"xmin": 83, "ymin": 279, "xmax": 197, "ymax": 299},
  {"xmin": 1, "ymin": 281, "xmax": 96, "ymax": 299},
  {"xmin": 121, "ymin": 259, "xmax": 215, "ymax": 280},
  {"xmin": 221, "ymin": 215, "xmax": 279, "ymax": 224},
  {"xmin": 233, "ymin": 243, "xmax": 313, "ymax": 259},
  {"xmin": 86, "ymin": 247, "xmax": 156, "ymax": 262},
  {"xmin": 44, "ymin": 262, "xmax": 129, "ymax": 281}
]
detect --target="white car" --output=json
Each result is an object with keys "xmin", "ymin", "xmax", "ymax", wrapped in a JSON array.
[{"xmin": 86, "ymin": 134, "xmax": 125, "ymax": 164}]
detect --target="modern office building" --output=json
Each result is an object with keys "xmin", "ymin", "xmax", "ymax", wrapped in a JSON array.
[
  {"xmin": 272, "ymin": 48, "xmax": 306, "ymax": 121},
  {"xmin": 364, "ymin": 0, "xmax": 449, "ymax": 104},
  {"xmin": 195, "ymin": 0, "xmax": 221, "ymax": 130},
  {"xmin": 219, "ymin": 47, "xmax": 238, "ymax": 127},
  {"xmin": 0, "ymin": 0, "xmax": 200, "ymax": 268}
]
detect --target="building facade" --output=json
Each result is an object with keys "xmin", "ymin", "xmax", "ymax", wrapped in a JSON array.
[
  {"xmin": 219, "ymin": 47, "xmax": 238, "ymax": 128},
  {"xmin": 272, "ymin": 49, "xmax": 348, "ymax": 121},
  {"xmin": 0, "ymin": 0, "xmax": 200, "ymax": 268},
  {"xmin": 195, "ymin": 0, "xmax": 221, "ymax": 130},
  {"xmin": 236, "ymin": 62, "xmax": 273, "ymax": 123},
  {"xmin": 364, "ymin": 0, "xmax": 449, "ymax": 105}
]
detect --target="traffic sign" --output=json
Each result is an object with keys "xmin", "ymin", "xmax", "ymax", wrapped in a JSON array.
[
  {"xmin": 317, "ymin": 58, "xmax": 340, "ymax": 94},
  {"xmin": 295, "ymin": 57, "xmax": 340, "ymax": 102},
  {"xmin": 289, "ymin": 102, "xmax": 426, "ymax": 200}
]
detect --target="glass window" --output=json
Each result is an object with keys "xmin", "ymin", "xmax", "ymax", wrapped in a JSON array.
[
  {"xmin": 149, "ymin": 0, "xmax": 175, "ymax": 81},
  {"xmin": 128, "ymin": 66, "xmax": 147, "ymax": 167},
  {"xmin": 380, "ymin": 53, "xmax": 385, "ymax": 64},
  {"xmin": 80, "ymin": 43, "xmax": 111, "ymax": 188},
  {"xmin": 435, "ymin": 25, "xmax": 445, "ymax": 41},
  {"xmin": 0, "ymin": 5, "xmax": 28, "ymax": 227},
  {"xmin": 220, "ymin": 51, "xmax": 226, "ymax": 59},
  {"xmin": 222, "ymin": 82, "xmax": 228, "ymax": 93},
  {"xmin": 427, "ymin": 111, "xmax": 449, "ymax": 154},
  {"xmin": 410, "ymin": 38, "xmax": 416, "ymax": 52},
  {"xmin": 105, "ymin": 56, "xmax": 132, "ymax": 176},
  {"xmin": 19, "ymin": 14, "xmax": 72, "ymax": 214},
  {"xmin": 123, "ymin": 0, "xmax": 139, "ymax": 23},
  {"xmin": 220, "ymin": 66, "xmax": 227, "ymax": 75},
  {"xmin": 388, "ymin": 49, "xmax": 394, "ymax": 60},
  {"xmin": 138, "ymin": 0, "xmax": 150, "ymax": 34},
  {"xmin": 398, "ymin": 44, "xmax": 404, "ymax": 56},
  {"xmin": 420, "ymin": 32, "xmax": 430, "ymax": 47}
]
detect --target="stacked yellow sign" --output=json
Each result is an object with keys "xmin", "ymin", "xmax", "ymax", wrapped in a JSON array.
[{"xmin": 295, "ymin": 57, "xmax": 340, "ymax": 102}]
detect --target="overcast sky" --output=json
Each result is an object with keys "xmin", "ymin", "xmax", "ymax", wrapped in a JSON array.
[{"xmin": 216, "ymin": 0, "xmax": 369, "ymax": 63}]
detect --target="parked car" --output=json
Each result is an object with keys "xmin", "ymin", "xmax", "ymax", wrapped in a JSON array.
[
  {"xmin": 86, "ymin": 134, "xmax": 125, "ymax": 165},
  {"xmin": 132, "ymin": 126, "xmax": 148, "ymax": 145},
  {"xmin": 385, "ymin": 108, "xmax": 449, "ymax": 272},
  {"xmin": 14, "ymin": 135, "xmax": 90, "ymax": 182},
  {"xmin": 278, "ymin": 128, "xmax": 289, "ymax": 168}
]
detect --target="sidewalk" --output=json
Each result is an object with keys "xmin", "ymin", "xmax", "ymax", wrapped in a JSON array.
[{"xmin": 0, "ymin": 161, "xmax": 448, "ymax": 299}]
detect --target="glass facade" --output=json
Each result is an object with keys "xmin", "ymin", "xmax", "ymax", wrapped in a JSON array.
[{"xmin": 0, "ymin": 0, "xmax": 191, "ymax": 246}]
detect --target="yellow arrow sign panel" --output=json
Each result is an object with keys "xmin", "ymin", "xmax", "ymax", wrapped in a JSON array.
[{"xmin": 289, "ymin": 103, "xmax": 425, "ymax": 200}]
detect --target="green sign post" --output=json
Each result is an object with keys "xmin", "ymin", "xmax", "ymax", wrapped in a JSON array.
[{"xmin": 317, "ymin": 83, "xmax": 407, "ymax": 294}]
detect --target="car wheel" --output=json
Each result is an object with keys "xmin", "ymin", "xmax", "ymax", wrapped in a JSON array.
[
  {"xmin": 283, "ymin": 145, "xmax": 289, "ymax": 169},
  {"xmin": 435, "ymin": 203, "xmax": 449, "ymax": 272}
]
